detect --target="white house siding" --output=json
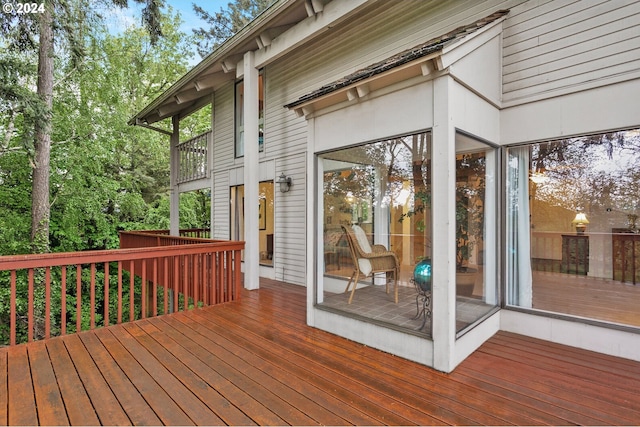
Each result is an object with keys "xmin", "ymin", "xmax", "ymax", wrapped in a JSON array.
[
  {"xmin": 503, "ymin": 0, "xmax": 640, "ymax": 104},
  {"xmin": 273, "ymin": 152, "xmax": 306, "ymax": 285},
  {"xmin": 212, "ymin": 171, "xmax": 230, "ymax": 240},
  {"xmin": 212, "ymin": 82, "xmax": 235, "ymax": 169}
]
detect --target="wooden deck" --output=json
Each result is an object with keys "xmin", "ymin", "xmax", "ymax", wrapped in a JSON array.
[{"xmin": 2, "ymin": 279, "xmax": 640, "ymax": 426}]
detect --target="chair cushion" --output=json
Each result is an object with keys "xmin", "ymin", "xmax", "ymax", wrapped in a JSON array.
[
  {"xmin": 358, "ymin": 259, "xmax": 372, "ymax": 276},
  {"xmin": 352, "ymin": 225, "xmax": 372, "ymax": 253}
]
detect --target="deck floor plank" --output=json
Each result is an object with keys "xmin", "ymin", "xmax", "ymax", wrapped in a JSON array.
[
  {"xmin": 6, "ymin": 345, "xmax": 38, "ymax": 426},
  {"xmin": 46, "ymin": 338, "xmax": 103, "ymax": 426},
  {"xmin": 92, "ymin": 327, "xmax": 196, "ymax": 426},
  {"xmin": 199, "ymin": 300, "xmax": 482, "ymax": 425},
  {"xmin": 168, "ymin": 312, "xmax": 352, "ymax": 426},
  {"xmin": 27, "ymin": 341, "xmax": 69, "ymax": 426},
  {"xmin": 61, "ymin": 334, "xmax": 132, "ymax": 426},
  {"xmin": 220, "ymin": 290, "xmax": 552, "ymax": 426},
  {"xmin": 183, "ymin": 309, "xmax": 390, "ymax": 426},
  {"xmin": 108, "ymin": 323, "xmax": 224, "ymax": 426},
  {"xmin": 158, "ymin": 313, "xmax": 319, "ymax": 426},
  {"xmin": 179, "ymin": 309, "xmax": 394, "ymax": 426},
  {"xmin": 3, "ymin": 279, "xmax": 640, "ymax": 426},
  {"xmin": 130, "ymin": 320, "xmax": 258, "ymax": 426},
  {"xmin": 77, "ymin": 332, "xmax": 163, "ymax": 426},
  {"xmin": 477, "ymin": 339, "xmax": 640, "ymax": 419},
  {"xmin": 459, "ymin": 346, "xmax": 639, "ymax": 425},
  {"xmin": 134, "ymin": 318, "xmax": 283, "ymax": 426}
]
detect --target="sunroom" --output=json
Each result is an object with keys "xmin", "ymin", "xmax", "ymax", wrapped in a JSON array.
[
  {"xmin": 286, "ymin": 11, "xmax": 507, "ymax": 372},
  {"xmin": 288, "ymin": 10, "xmax": 640, "ymax": 372}
]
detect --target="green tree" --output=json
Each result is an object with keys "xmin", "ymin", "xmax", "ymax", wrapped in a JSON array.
[
  {"xmin": 0, "ymin": 6, "xmax": 192, "ymax": 344},
  {"xmin": 0, "ymin": 0, "xmax": 163, "ymax": 254},
  {"xmin": 192, "ymin": 0, "xmax": 274, "ymax": 57}
]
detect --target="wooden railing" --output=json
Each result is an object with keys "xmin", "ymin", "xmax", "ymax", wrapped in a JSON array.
[
  {"xmin": 0, "ymin": 233, "xmax": 243, "ymax": 346},
  {"xmin": 128, "ymin": 228, "xmax": 211, "ymax": 239},
  {"xmin": 177, "ymin": 131, "xmax": 210, "ymax": 184}
]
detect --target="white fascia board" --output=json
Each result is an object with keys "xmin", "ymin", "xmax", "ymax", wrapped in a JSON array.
[{"xmin": 439, "ymin": 17, "xmax": 506, "ymax": 70}]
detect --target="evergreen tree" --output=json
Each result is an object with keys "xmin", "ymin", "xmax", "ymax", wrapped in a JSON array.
[
  {"xmin": 192, "ymin": 0, "xmax": 274, "ymax": 58},
  {"xmin": 0, "ymin": 0, "xmax": 163, "ymax": 254}
]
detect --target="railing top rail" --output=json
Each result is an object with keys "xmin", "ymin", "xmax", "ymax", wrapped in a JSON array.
[
  {"xmin": 177, "ymin": 129, "xmax": 211, "ymax": 146},
  {"xmin": 0, "ymin": 240, "xmax": 245, "ymax": 271},
  {"xmin": 120, "ymin": 230, "xmax": 217, "ymax": 244}
]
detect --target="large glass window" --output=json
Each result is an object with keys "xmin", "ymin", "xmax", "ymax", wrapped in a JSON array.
[
  {"xmin": 507, "ymin": 129, "xmax": 640, "ymax": 328},
  {"xmin": 235, "ymin": 72, "xmax": 265, "ymax": 158},
  {"xmin": 230, "ymin": 181, "xmax": 274, "ymax": 266},
  {"xmin": 455, "ymin": 133, "xmax": 499, "ymax": 333},
  {"xmin": 318, "ymin": 132, "xmax": 432, "ymax": 334}
]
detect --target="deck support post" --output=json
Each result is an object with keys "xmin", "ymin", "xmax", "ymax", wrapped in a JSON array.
[
  {"xmin": 169, "ymin": 115, "xmax": 180, "ymax": 236},
  {"xmin": 432, "ymin": 75, "xmax": 456, "ymax": 372},
  {"xmin": 243, "ymin": 50, "xmax": 260, "ymax": 290}
]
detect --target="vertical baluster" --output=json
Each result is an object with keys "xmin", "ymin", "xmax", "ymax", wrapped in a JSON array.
[
  {"xmin": 163, "ymin": 257, "xmax": 169, "ymax": 315},
  {"xmin": 152, "ymin": 257, "xmax": 158, "ymax": 317},
  {"xmin": 228, "ymin": 250, "xmax": 235, "ymax": 302},
  {"xmin": 234, "ymin": 249, "xmax": 242, "ymax": 300},
  {"xmin": 90, "ymin": 263, "xmax": 96, "ymax": 329},
  {"xmin": 104, "ymin": 262, "xmax": 110, "ymax": 327},
  {"xmin": 173, "ymin": 256, "xmax": 179, "ymax": 311},
  {"xmin": 183, "ymin": 254, "xmax": 189, "ymax": 311},
  {"xmin": 45, "ymin": 267, "xmax": 51, "ymax": 339},
  {"xmin": 117, "ymin": 261, "xmax": 123, "ymax": 324},
  {"xmin": 28, "ymin": 268, "xmax": 34, "ymax": 342},
  {"xmin": 202, "ymin": 253, "xmax": 209, "ymax": 306},
  {"xmin": 193, "ymin": 254, "xmax": 199, "ymax": 308},
  {"xmin": 129, "ymin": 260, "xmax": 135, "ymax": 322},
  {"xmin": 76, "ymin": 265, "xmax": 82, "ymax": 333},
  {"xmin": 61, "ymin": 266, "xmax": 66, "ymax": 336},
  {"xmin": 141, "ymin": 259, "xmax": 147, "ymax": 319},
  {"xmin": 216, "ymin": 252, "xmax": 223, "ymax": 304},
  {"xmin": 10, "ymin": 270, "xmax": 16, "ymax": 346}
]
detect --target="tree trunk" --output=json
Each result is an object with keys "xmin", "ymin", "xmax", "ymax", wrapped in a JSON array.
[{"xmin": 31, "ymin": 5, "xmax": 54, "ymax": 254}]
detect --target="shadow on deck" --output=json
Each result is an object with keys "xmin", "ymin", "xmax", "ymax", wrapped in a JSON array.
[{"xmin": 2, "ymin": 278, "xmax": 640, "ymax": 425}]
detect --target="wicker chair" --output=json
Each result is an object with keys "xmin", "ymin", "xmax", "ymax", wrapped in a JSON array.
[{"xmin": 341, "ymin": 225, "xmax": 399, "ymax": 304}]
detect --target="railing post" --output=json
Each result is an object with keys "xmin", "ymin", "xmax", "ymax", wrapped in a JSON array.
[{"xmin": 10, "ymin": 270, "xmax": 16, "ymax": 346}]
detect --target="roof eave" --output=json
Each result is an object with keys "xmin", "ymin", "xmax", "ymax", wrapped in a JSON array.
[{"xmin": 129, "ymin": 0, "xmax": 298, "ymax": 126}]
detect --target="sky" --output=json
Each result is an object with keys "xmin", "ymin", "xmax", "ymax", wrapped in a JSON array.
[{"xmin": 105, "ymin": 0, "xmax": 229, "ymax": 63}]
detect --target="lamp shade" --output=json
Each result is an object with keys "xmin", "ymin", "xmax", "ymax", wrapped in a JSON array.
[{"xmin": 572, "ymin": 212, "xmax": 589, "ymax": 225}]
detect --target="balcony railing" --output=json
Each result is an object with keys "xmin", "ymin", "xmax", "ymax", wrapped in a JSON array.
[
  {"xmin": 0, "ymin": 231, "xmax": 243, "ymax": 346},
  {"xmin": 177, "ymin": 131, "xmax": 210, "ymax": 184}
]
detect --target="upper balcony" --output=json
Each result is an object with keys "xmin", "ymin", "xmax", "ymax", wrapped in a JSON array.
[{"xmin": 177, "ymin": 131, "xmax": 210, "ymax": 185}]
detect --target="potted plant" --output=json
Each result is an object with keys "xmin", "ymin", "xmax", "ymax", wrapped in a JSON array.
[
  {"xmin": 455, "ymin": 154, "xmax": 485, "ymax": 296},
  {"xmin": 401, "ymin": 155, "xmax": 485, "ymax": 297}
]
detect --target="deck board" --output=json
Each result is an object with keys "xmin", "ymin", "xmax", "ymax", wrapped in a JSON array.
[{"xmin": 2, "ymin": 279, "xmax": 640, "ymax": 426}]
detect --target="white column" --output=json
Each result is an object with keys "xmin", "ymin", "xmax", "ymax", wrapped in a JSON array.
[
  {"xmin": 432, "ymin": 76, "xmax": 456, "ymax": 372},
  {"xmin": 243, "ymin": 51, "xmax": 260, "ymax": 290},
  {"xmin": 169, "ymin": 115, "xmax": 180, "ymax": 235}
]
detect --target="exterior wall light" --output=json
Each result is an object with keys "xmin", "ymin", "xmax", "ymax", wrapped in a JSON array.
[{"xmin": 276, "ymin": 173, "xmax": 291, "ymax": 193}]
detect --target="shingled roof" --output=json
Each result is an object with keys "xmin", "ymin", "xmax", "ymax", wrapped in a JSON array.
[{"xmin": 284, "ymin": 9, "xmax": 509, "ymax": 109}]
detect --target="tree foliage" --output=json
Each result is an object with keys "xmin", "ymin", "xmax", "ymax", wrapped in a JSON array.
[
  {"xmin": 0, "ymin": 6, "xmax": 211, "ymax": 344},
  {"xmin": 192, "ymin": 0, "xmax": 274, "ymax": 57}
]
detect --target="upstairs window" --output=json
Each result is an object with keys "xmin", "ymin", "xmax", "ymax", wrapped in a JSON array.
[{"xmin": 235, "ymin": 71, "xmax": 265, "ymax": 158}]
